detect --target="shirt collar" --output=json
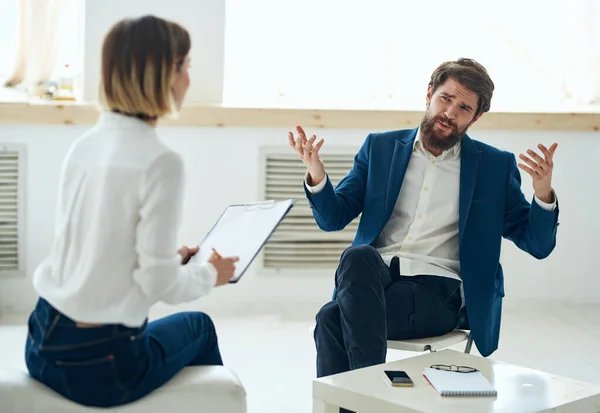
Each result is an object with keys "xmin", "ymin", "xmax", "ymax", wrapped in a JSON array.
[
  {"xmin": 98, "ymin": 110, "xmax": 157, "ymax": 134},
  {"xmin": 413, "ymin": 126, "xmax": 461, "ymax": 160}
]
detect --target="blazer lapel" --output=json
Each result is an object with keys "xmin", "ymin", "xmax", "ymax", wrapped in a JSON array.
[
  {"xmin": 385, "ymin": 130, "xmax": 417, "ymax": 216},
  {"xmin": 459, "ymin": 136, "xmax": 481, "ymax": 246}
]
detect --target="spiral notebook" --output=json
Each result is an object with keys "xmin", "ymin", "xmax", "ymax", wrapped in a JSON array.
[{"xmin": 423, "ymin": 368, "xmax": 497, "ymax": 397}]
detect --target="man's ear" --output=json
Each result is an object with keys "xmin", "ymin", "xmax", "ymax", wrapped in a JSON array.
[{"xmin": 425, "ymin": 85, "xmax": 432, "ymax": 105}]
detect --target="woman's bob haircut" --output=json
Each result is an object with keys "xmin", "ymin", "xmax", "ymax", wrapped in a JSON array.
[{"xmin": 99, "ymin": 15, "xmax": 190, "ymax": 119}]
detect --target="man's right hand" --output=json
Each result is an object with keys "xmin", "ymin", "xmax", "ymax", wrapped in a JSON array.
[
  {"xmin": 208, "ymin": 252, "xmax": 240, "ymax": 286},
  {"xmin": 288, "ymin": 125, "xmax": 326, "ymax": 186}
]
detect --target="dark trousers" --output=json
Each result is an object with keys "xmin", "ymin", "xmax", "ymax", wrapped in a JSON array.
[
  {"xmin": 25, "ymin": 297, "xmax": 223, "ymax": 408},
  {"xmin": 314, "ymin": 245, "xmax": 462, "ymax": 379}
]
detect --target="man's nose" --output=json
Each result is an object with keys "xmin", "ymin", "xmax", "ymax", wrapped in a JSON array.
[{"xmin": 444, "ymin": 106, "xmax": 458, "ymax": 120}]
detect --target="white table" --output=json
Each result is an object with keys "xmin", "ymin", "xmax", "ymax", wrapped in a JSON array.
[{"xmin": 312, "ymin": 349, "xmax": 600, "ymax": 413}]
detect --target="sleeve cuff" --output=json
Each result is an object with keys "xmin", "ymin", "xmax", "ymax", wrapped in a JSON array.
[
  {"xmin": 305, "ymin": 172, "xmax": 327, "ymax": 194},
  {"xmin": 182, "ymin": 254, "xmax": 218, "ymax": 296},
  {"xmin": 534, "ymin": 190, "xmax": 557, "ymax": 211},
  {"xmin": 198, "ymin": 261, "xmax": 218, "ymax": 287}
]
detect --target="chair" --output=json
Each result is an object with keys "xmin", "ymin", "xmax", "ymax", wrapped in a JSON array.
[
  {"xmin": 310, "ymin": 325, "xmax": 473, "ymax": 355},
  {"xmin": 326, "ymin": 276, "xmax": 474, "ymax": 355},
  {"xmin": 387, "ymin": 308, "xmax": 473, "ymax": 354},
  {"xmin": 387, "ymin": 329, "xmax": 473, "ymax": 353}
]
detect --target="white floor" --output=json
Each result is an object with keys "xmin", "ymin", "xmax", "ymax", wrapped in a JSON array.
[{"xmin": 1, "ymin": 303, "xmax": 599, "ymax": 413}]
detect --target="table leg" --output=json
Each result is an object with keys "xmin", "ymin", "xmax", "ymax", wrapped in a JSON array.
[{"xmin": 313, "ymin": 399, "xmax": 340, "ymax": 413}]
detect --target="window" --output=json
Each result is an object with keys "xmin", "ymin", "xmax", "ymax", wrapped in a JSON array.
[
  {"xmin": 0, "ymin": 0, "xmax": 84, "ymax": 100},
  {"xmin": 224, "ymin": 0, "xmax": 600, "ymax": 112},
  {"xmin": 0, "ymin": 0, "xmax": 20, "ymax": 82}
]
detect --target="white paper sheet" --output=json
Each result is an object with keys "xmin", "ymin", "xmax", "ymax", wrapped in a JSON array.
[{"xmin": 194, "ymin": 199, "xmax": 295, "ymax": 282}]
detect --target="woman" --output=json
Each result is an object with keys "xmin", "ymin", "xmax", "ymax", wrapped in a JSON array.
[{"xmin": 24, "ymin": 15, "xmax": 239, "ymax": 407}]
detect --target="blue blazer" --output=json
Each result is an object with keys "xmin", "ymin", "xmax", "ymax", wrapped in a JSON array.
[{"xmin": 304, "ymin": 128, "xmax": 559, "ymax": 357}]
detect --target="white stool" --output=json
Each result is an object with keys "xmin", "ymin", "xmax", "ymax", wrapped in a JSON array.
[
  {"xmin": 0, "ymin": 366, "xmax": 246, "ymax": 413},
  {"xmin": 387, "ymin": 329, "xmax": 472, "ymax": 353}
]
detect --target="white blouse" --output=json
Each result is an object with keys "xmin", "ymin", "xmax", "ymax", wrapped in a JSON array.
[{"xmin": 33, "ymin": 111, "xmax": 217, "ymax": 327}]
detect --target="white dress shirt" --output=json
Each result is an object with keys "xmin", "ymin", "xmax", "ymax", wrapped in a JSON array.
[
  {"xmin": 33, "ymin": 111, "xmax": 217, "ymax": 327},
  {"xmin": 307, "ymin": 128, "xmax": 556, "ymax": 283}
]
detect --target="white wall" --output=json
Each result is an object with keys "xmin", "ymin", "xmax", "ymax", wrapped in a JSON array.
[
  {"xmin": 83, "ymin": 0, "xmax": 225, "ymax": 103},
  {"xmin": 0, "ymin": 124, "xmax": 598, "ymax": 318}
]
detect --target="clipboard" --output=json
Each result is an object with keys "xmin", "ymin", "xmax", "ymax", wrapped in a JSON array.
[{"xmin": 194, "ymin": 199, "xmax": 296, "ymax": 283}]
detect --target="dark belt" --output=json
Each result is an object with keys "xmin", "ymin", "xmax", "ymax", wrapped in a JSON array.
[{"xmin": 387, "ymin": 256, "xmax": 461, "ymax": 298}]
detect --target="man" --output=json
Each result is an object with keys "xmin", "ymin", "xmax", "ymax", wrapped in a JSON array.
[{"xmin": 288, "ymin": 58, "xmax": 559, "ymax": 385}]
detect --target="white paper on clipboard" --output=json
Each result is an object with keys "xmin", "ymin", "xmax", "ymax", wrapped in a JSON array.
[{"xmin": 194, "ymin": 199, "xmax": 296, "ymax": 283}]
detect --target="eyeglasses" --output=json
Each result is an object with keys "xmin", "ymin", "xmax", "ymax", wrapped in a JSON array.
[{"xmin": 430, "ymin": 364, "xmax": 479, "ymax": 373}]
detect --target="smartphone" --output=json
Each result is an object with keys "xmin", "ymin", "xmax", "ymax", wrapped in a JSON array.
[{"xmin": 383, "ymin": 370, "xmax": 414, "ymax": 387}]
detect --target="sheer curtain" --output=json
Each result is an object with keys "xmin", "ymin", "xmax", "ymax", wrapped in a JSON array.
[
  {"xmin": 3, "ymin": 0, "xmax": 66, "ymax": 90},
  {"xmin": 0, "ymin": 0, "xmax": 21, "ymax": 82},
  {"xmin": 563, "ymin": 0, "xmax": 600, "ymax": 107},
  {"xmin": 224, "ymin": 0, "xmax": 600, "ymax": 111}
]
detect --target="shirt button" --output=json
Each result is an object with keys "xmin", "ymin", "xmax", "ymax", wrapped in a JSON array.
[
  {"xmin": 418, "ymin": 214, "xmax": 423, "ymax": 219},
  {"xmin": 424, "ymin": 187, "xmax": 429, "ymax": 192}
]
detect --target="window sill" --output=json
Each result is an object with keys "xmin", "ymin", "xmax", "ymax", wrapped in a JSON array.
[{"xmin": 0, "ymin": 101, "xmax": 599, "ymax": 131}]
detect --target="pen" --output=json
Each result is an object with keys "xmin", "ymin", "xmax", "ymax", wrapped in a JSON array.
[{"xmin": 212, "ymin": 248, "xmax": 222, "ymax": 259}]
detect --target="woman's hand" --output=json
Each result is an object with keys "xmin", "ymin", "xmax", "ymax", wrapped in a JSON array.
[
  {"xmin": 178, "ymin": 245, "xmax": 199, "ymax": 265},
  {"xmin": 208, "ymin": 251, "xmax": 240, "ymax": 286}
]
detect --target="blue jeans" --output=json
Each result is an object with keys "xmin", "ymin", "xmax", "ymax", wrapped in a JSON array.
[{"xmin": 25, "ymin": 297, "xmax": 223, "ymax": 408}]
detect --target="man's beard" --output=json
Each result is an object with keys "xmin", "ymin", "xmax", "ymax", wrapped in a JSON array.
[{"xmin": 420, "ymin": 113, "xmax": 469, "ymax": 153}]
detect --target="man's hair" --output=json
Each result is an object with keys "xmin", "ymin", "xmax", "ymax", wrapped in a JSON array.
[
  {"xmin": 428, "ymin": 58, "xmax": 494, "ymax": 117},
  {"xmin": 99, "ymin": 15, "xmax": 191, "ymax": 119}
]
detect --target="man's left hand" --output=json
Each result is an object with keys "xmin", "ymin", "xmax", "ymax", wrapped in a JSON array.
[{"xmin": 517, "ymin": 143, "xmax": 558, "ymax": 204}]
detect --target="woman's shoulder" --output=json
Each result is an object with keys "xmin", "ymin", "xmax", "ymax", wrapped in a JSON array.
[
  {"xmin": 77, "ymin": 117, "xmax": 180, "ymax": 166},
  {"xmin": 147, "ymin": 149, "xmax": 184, "ymax": 174}
]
